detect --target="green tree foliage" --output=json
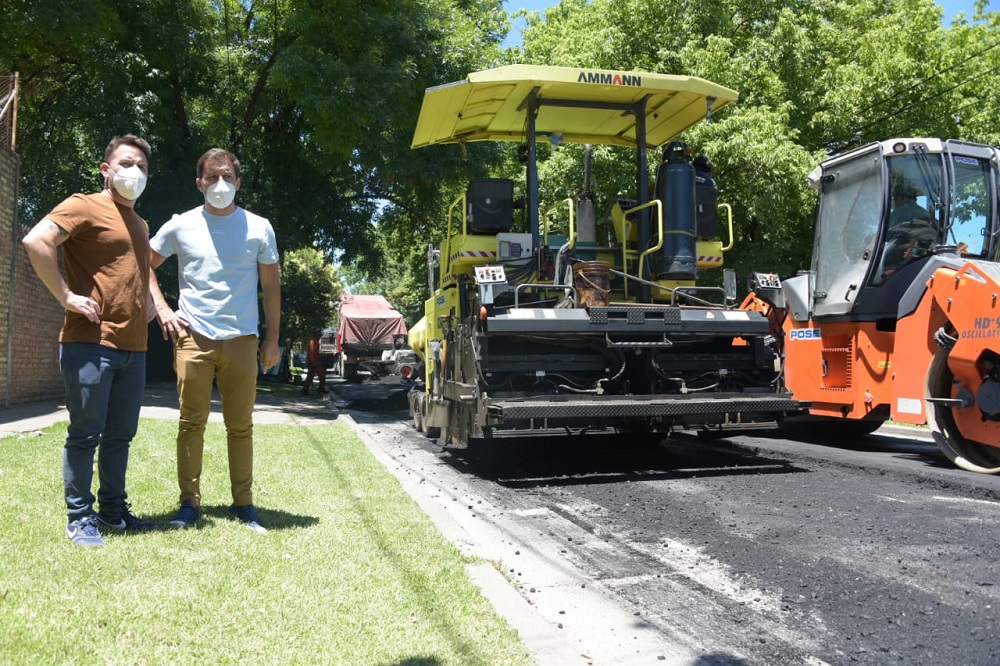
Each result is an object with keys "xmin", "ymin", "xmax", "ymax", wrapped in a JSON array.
[
  {"xmin": 940, "ymin": 2, "xmax": 1000, "ymax": 145},
  {"xmin": 1, "ymin": 0, "xmax": 508, "ymax": 271},
  {"xmin": 514, "ymin": 0, "xmax": 999, "ymax": 282},
  {"xmin": 2, "ymin": 0, "xmax": 511, "ymax": 340},
  {"xmin": 3, "ymin": 0, "xmax": 998, "ymax": 309},
  {"xmin": 281, "ymin": 247, "xmax": 343, "ymax": 345}
]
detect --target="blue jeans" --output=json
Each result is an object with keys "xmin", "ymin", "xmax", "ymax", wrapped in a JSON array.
[{"xmin": 60, "ymin": 342, "xmax": 146, "ymax": 521}]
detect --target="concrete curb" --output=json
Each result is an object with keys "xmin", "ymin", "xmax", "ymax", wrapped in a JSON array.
[
  {"xmin": 343, "ymin": 414, "xmax": 591, "ymax": 665},
  {"xmin": 341, "ymin": 414, "xmax": 691, "ymax": 665}
]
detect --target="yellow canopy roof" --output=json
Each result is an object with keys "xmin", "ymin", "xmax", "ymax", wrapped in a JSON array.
[{"xmin": 411, "ymin": 64, "xmax": 738, "ymax": 150}]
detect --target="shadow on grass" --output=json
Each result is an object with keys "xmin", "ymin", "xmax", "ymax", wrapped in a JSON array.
[
  {"xmin": 200, "ymin": 504, "xmax": 319, "ymax": 530},
  {"xmin": 116, "ymin": 505, "xmax": 320, "ymax": 533}
]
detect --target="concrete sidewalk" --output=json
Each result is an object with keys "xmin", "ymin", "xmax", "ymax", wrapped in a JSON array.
[{"xmin": 0, "ymin": 381, "xmax": 341, "ymax": 438}]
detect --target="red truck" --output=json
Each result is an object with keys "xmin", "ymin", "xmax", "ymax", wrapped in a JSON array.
[{"xmin": 319, "ymin": 295, "xmax": 408, "ymax": 381}]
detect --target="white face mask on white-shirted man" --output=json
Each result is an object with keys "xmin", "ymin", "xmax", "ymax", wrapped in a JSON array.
[{"xmin": 204, "ymin": 178, "xmax": 236, "ymax": 209}]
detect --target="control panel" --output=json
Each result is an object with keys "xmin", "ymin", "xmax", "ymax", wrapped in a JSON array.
[
  {"xmin": 749, "ymin": 272, "xmax": 785, "ymax": 309},
  {"xmin": 474, "ymin": 265, "xmax": 507, "ymax": 284},
  {"xmin": 750, "ymin": 272, "xmax": 781, "ymax": 289}
]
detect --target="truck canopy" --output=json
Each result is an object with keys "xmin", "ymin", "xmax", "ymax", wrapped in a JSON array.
[
  {"xmin": 338, "ymin": 295, "xmax": 407, "ymax": 351},
  {"xmin": 411, "ymin": 64, "xmax": 738, "ymax": 149}
]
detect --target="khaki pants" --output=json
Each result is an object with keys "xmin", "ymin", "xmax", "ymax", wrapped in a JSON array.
[{"xmin": 174, "ymin": 329, "xmax": 258, "ymax": 507}]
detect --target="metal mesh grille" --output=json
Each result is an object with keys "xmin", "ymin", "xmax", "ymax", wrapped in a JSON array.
[
  {"xmin": 491, "ymin": 393, "xmax": 802, "ymax": 419},
  {"xmin": 589, "ymin": 309, "xmax": 608, "ymax": 324}
]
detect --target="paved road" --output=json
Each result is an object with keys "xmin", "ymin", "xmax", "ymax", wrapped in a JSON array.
[{"xmin": 347, "ymin": 405, "xmax": 1000, "ymax": 665}]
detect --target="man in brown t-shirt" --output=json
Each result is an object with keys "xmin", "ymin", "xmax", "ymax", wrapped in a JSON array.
[{"xmin": 22, "ymin": 134, "xmax": 160, "ymax": 547}]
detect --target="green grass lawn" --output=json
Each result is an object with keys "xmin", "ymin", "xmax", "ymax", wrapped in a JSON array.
[{"xmin": 0, "ymin": 415, "xmax": 533, "ymax": 665}]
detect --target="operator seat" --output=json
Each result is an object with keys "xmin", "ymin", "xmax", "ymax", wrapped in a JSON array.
[{"xmin": 467, "ymin": 178, "xmax": 514, "ymax": 234}]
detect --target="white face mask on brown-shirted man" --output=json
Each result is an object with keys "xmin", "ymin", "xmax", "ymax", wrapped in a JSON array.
[{"xmin": 110, "ymin": 165, "xmax": 147, "ymax": 200}]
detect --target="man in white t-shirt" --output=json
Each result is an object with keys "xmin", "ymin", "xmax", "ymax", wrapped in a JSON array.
[{"xmin": 149, "ymin": 148, "xmax": 281, "ymax": 533}]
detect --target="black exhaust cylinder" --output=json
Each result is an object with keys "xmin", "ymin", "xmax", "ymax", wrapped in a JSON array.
[{"xmin": 654, "ymin": 141, "xmax": 697, "ymax": 280}]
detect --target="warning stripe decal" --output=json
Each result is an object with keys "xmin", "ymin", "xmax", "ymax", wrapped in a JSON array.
[{"xmin": 450, "ymin": 250, "xmax": 497, "ymax": 262}]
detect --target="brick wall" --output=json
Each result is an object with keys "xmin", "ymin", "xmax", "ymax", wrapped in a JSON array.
[
  {"xmin": 0, "ymin": 145, "xmax": 9, "ymax": 403},
  {"xmin": 1, "ymin": 145, "xmax": 65, "ymax": 406}
]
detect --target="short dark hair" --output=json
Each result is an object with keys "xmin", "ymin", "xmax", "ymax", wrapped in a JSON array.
[
  {"xmin": 105, "ymin": 134, "xmax": 151, "ymax": 163},
  {"xmin": 196, "ymin": 148, "xmax": 241, "ymax": 180}
]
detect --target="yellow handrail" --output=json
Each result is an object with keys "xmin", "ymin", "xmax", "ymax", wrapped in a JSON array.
[
  {"xmin": 442, "ymin": 192, "xmax": 467, "ymax": 281},
  {"xmin": 718, "ymin": 203, "xmax": 734, "ymax": 252},
  {"xmin": 627, "ymin": 200, "xmax": 666, "ymax": 287},
  {"xmin": 542, "ymin": 197, "xmax": 576, "ymax": 249}
]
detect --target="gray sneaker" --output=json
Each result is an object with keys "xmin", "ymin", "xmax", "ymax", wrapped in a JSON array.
[
  {"xmin": 97, "ymin": 503, "xmax": 160, "ymax": 532},
  {"xmin": 67, "ymin": 515, "xmax": 105, "ymax": 547},
  {"xmin": 169, "ymin": 499, "xmax": 201, "ymax": 528},
  {"xmin": 229, "ymin": 504, "xmax": 267, "ymax": 533}
]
